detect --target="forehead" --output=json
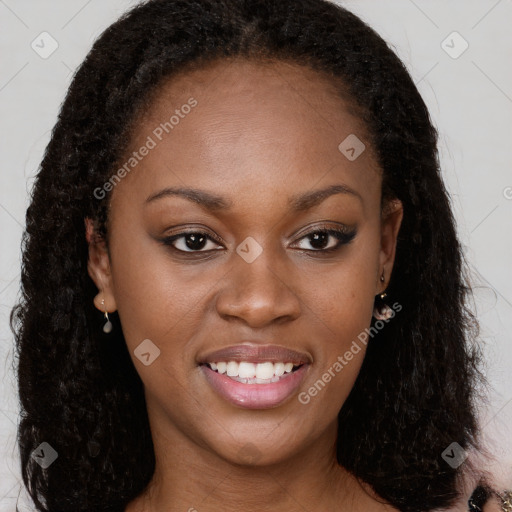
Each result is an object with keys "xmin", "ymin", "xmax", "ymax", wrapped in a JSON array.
[
  {"xmin": 142, "ymin": 57, "xmax": 370, "ymax": 147},
  {"xmin": 110, "ymin": 58, "xmax": 381, "ymax": 217}
]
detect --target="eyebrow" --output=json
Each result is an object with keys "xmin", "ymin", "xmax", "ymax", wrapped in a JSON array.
[
  {"xmin": 288, "ymin": 184, "xmax": 362, "ymax": 211},
  {"xmin": 145, "ymin": 184, "xmax": 362, "ymax": 211}
]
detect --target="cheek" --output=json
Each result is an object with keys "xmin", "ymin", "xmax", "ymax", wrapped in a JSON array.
[
  {"xmin": 303, "ymin": 247, "xmax": 378, "ymax": 341},
  {"xmin": 108, "ymin": 240, "xmax": 215, "ymax": 422},
  {"xmin": 297, "ymin": 283, "xmax": 371, "ymax": 420},
  {"xmin": 108, "ymin": 230, "xmax": 213, "ymax": 360},
  {"xmin": 296, "ymin": 245, "xmax": 379, "ymax": 410}
]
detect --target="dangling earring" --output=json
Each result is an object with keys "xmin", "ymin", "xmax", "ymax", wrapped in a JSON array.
[
  {"xmin": 373, "ymin": 272, "xmax": 393, "ymax": 320},
  {"xmin": 101, "ymin": 298, "xmax": 113, "ymax": 333}
]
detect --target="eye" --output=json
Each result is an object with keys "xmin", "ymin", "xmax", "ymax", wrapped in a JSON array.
[
  {"xmin": 293, "ymin": 225, "xmax": 357, "ymax": 253},
  {"xmin": 161, "ymin": 230, "xmax": 224, "ymax": 253}
]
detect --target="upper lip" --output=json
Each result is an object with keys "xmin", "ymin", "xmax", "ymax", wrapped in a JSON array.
[{"xmin": 197, "ymin": 343, "xmax": 313, "ymax": 365}]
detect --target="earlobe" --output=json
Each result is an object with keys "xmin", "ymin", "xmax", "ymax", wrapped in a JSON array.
[{"xmin": 85, "ymin": 217, "xmax": 117, "ymax": 313}]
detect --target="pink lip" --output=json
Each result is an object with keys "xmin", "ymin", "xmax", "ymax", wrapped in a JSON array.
[
  {"xmin": 200, "ymin": 363, "xmax": 310, "ymax": 409},
  {"xmin": 197, "ymin": 343, "xmax": 312, "ymax": 365}
]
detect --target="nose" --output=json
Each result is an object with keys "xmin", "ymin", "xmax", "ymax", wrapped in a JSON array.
[{"xmin": 215, "ymin": 247, "xmax": 302, "ymax": 328}]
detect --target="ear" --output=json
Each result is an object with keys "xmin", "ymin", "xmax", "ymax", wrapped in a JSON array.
[
  {"xmin": 377, "ymin": 198, "xmax": 403, "ymax": 294},
  {"xmin": 85, "ymin": 218, "xmax": 117, "ymax": 313}
]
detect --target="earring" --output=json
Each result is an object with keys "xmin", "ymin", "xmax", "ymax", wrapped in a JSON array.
[
  {"xmin": 373, "ymin": 272, "xmax": 393, "ymax": 320},
  {"xmin": 101, "ymin": 298, "xmax": 113, "ymax": 334}
]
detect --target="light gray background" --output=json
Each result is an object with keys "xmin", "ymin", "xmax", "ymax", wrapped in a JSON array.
[{"xmin": 1, "ymin": 0, "xmax": 511, "ymax": 509}]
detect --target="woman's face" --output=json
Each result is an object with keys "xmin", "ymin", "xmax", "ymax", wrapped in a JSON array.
[{"xmin": 87, "ymin": 58, "xmax": 402, "ymax": 466}]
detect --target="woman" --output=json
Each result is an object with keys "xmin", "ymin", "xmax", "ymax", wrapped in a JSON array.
[{"xmin": 10, "ymin": 0, "xmax": 506, "ymax": 510}]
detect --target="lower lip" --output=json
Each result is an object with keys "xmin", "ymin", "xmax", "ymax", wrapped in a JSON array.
[{"xmin": 200, "ymin": 364, "xmax": 309, "ymax": 410}]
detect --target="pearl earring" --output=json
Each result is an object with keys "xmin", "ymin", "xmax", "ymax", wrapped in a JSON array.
[
  {"xmin": 101, "ymin": 298, "xmax": 112, "ymax": 333},
  {"xmin": 373, "ymin": 272, "xmax": 393, "ymax": 320}
]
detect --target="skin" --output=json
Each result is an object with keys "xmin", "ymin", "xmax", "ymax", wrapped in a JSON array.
[{"xmin": 86, "ymin": 58, "xmax": 404, "ymax": 511}]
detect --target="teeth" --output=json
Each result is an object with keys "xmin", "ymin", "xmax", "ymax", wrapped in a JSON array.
[
  {"xmin": 238, "ymin": 362, "xmax": 256, "ymax": 378},
  {"xmin": 226, "ymin": 361, "xmax": 238, "ymax": 377},
  {"xmin": 255, "ymin": 362, "xmax": 274, "ymax": 380},
  {"xmin": 274, "ymin": 362, "xmax": 285, "ymax": 376},
  {"xmin": 206, "ymin": 360, "xmax": 300, "ymax": 380}
]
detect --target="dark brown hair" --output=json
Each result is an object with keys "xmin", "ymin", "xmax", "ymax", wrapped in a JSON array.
[{"xmin": 11, "ymin": 1, "xmax": 483, "ymax": 510}]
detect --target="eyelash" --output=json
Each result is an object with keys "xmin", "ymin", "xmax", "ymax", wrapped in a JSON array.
[{"xmin": 160, "ymin": 224, "xmax": 356, "ymax": 256}]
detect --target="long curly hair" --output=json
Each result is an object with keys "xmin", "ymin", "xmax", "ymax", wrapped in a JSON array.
[{"xmin": 11, "ymin": 0, "xmax": 484, "ymax": 510}]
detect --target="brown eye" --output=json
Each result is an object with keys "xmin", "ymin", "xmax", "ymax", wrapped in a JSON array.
[
  {"xmin": 162, "ymin": 231, "xmax": 224, "ymax": 253},
  {"xmin": 293, "ymin": 227, "xmax": 357, "ymax": 253}
]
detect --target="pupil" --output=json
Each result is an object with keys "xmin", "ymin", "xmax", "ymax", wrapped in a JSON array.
[
  {"xmin": 310, "ymin": 232, "xmax": 328, "ymax": 249},
  {"xmin": 186, "ymin": 233, "xmax": 207, "ymax": 250}
]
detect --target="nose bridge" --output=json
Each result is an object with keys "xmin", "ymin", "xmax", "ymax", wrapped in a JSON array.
[{"xmin": 215, "ymin": 237, "xmax": 301, "ymax": 327}]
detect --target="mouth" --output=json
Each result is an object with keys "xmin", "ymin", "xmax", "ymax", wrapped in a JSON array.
[{"xmin": 197, "ymin": 344, "xmax": 312, "ymax": 409}]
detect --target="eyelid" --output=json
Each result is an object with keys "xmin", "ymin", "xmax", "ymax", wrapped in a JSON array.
[{"xmin": 292, "ymin": 221, "xmax": 355, "ymax": 238}]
